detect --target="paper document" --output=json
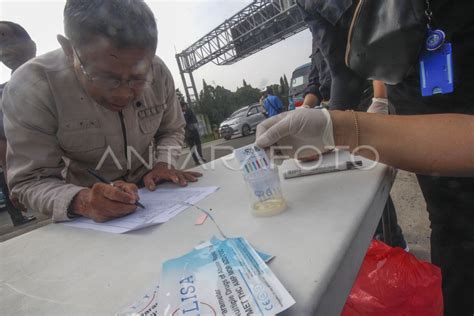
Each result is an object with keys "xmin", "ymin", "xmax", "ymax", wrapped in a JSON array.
[
  {"xmin": 63, "ymin": 186, "xmax": 219, "ymax": 233},
  {"xmin": 117, "ymin": 238, "xmax": 276, "ymax": 316},
  {"xmin": 158, "ymin": 237, "xmax": 295, "ymax": 315}
]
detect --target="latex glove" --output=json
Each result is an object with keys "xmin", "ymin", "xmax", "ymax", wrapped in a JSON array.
[
  {"xmin": 255, "ymin": 108, "xmax": 335, "ymax": 161},
  {"xmin": 367, "ymin": 98, "xmax": 389, "ymax": 115}
]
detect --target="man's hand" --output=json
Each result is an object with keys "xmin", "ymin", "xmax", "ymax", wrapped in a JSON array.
[
  {"xmin": 255, "ymin": 108, "xmax": 335, "ymax": 161},
  {"xmin": 143, "ymin": 162, "xmax": 202, "ymax": 191},
  {"xmin": 71, "ymin": 180, "xmax": 139, "ymax": 222}
]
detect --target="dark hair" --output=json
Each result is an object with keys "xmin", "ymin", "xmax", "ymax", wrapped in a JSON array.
[
  {"xmin": 266, "ymin": 86, "xmax": 274, "ymax": 95},
  {"xmin": 64, "ymin": 0, "xmax": 158, "ymax": 52},
  {"xmin": 0, "ymin": 21, "xmax": 32, "ymax": 41}
]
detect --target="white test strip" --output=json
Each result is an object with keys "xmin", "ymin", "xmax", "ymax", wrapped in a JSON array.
[{"xmin": 283, "ymin": 161, "xmax": 362, "ymax": 179}]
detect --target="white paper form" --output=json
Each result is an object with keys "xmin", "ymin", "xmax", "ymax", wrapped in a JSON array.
[
  {"xmin": 158, "ymin": 237, "xmax": 295, "ymax": 315},
  {"xmin": 62, "ymin": 186, "xmax": 219, "ymax": 233}
]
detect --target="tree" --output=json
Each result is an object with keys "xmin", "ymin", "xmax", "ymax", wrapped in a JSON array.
[
  {"xmin": 196, "ymin": 79, "xmax": 285, "ymax": 128},
  {"xmin": 198, "ymin": 83, "xmax": 236, "ymax": 126},
  {"xmin": 279, "ymin": 77, "xmax": 285, "ymax": 94},
  {"xmin": 234, "ymin": 84, "xmax": 261, "ymax": 108},
  {"xmin": 283, "ymin": 74, "xmax": 289, "ymax": 89}
]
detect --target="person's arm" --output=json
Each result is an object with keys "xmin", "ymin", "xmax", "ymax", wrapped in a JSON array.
[
  {"xmin": 3, "ymin": 73, "xmax": 138, "ymax": 223},
  {"xmin": 302, "ymin": 46, "xmax": 325, "ymax": 108},
  {"xmin": 295, "ymin": 1, "xmax": 325, "ymax": 108},
  {"xmin": 372, "ymin": 80, "xmax": 387, "ymax": 98},
  {"xmin": 303, "ymin": 94, "xmax": 319, "ymax": 108},
  {"xmin": 3, "ymin": 79, "xmax": 90, "ymax": 221},
  {"xmin": 256, "ymin": 108, "xmax": 474, "ymax": 177},
  {"xmin": 367, "ymin": 81, "xmax": 389, "ymax": 114},
  {"xmin": 331, "ymin": 111, "xmax": 474, "ymax": 176}
]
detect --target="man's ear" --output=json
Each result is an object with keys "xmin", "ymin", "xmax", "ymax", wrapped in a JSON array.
[{"xmin": 57, "ymin": 35, "xmax": 73, "ymax": 62}]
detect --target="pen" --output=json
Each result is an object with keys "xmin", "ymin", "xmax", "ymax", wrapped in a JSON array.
[{"xmin": 86, "ymin": 168, "xmax": 145, "ymax": 209}]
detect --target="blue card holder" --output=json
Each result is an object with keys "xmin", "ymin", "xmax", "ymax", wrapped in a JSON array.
[{"xmin": 419, "ymin": 43, "xmax": 453, "ymax": 96}]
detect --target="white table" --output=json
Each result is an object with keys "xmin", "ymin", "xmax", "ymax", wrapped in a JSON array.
[{"xmin": 0, "ymin": 155, "xmax": 395, "ymax": 316}]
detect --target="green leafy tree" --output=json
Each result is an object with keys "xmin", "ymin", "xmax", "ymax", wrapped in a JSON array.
[
  {"xmin": 283, "ymin": 74, "xmax": 289, "ymax": 89},
  {"xmin": 279, "ymin": 77, "xmax": 285, "ymax": 94},
  {"xmin": 197, "ymin": 78, "xmax": 290, "ymax": 127},
  {"xmin": 198, "ymin": 83, "xmax": 236, "ymax": 126},
  {"xmin": 234, "ymin": 84, "xmax": 261, "ymax": 108}
]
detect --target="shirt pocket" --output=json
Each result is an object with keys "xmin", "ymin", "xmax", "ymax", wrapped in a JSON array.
[
  {"xmin": 137, "ymin": 103, "xmax": 166, "ymax": 134},
  {"xmin": 58, "ymin": 119, "xmax": 107, "ymax": 162}
]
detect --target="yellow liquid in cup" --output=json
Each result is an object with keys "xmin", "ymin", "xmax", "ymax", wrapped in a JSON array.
[{"xmin": 252, "ymin": 198, "xmax": 287, "ymax": 217}]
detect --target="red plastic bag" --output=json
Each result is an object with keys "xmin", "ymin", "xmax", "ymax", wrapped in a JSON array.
[{"xmin": 342, "ymin": 240, "xmax": 443, "ymax": 316}]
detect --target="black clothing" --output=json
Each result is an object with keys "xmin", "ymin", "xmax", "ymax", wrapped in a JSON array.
[
  {"xmin": 185, "ymin": 131, "xmax": 204, "ymax": 165},
  {"xmin": 298, "ymin": 0, "xmax": 406, "ymax": 252},
  {"xmin": 305, "ymin": 47, "xmax": 332, "ymax": 102},
  {"xmin": 182, "ymin": 108, "xmax": 205, "ymax": 164},
  {"xmin": 183, "ymin": 107, "xmax": 198, "ymax": 126},
  {"xmin": 297, "ymin": 0, "xmax": 353, "ymax": 26},
  {"xmin": 0, "ymin": 171, "xmax": 35, "ymax": 226},
  {"xmin": 297, "ymin": 0, "xmax": 366, "ymax": 110},
  {"xmin": 0, "ymin": 83, "xmax": 35, "ymax": 226},
  {"xmin": 387, "ymin": 2, "xmax": 474, "ymax": 315}
]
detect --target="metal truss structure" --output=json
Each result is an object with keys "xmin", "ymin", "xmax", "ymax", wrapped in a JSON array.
[{"xmin": 176, "ymin": 0, "xmax": 308, "ymax": 105}]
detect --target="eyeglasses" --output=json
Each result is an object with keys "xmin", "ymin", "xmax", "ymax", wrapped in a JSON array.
[{"xmin": 72, "ymin": 46, "xmax": 154, "ymax": 90}]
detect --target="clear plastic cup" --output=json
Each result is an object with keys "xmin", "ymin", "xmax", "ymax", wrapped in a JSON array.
[{"xmin": 243, "ymin": 167, "xmax": 287, "ymax": 216}]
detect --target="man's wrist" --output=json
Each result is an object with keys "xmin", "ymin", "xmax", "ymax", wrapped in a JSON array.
[
  {"xmin": 154, "ymin": 161, "xmax": 174, "ymax": 170},
  {"xmin": 68, "ymin": 189, "xmax": 91, "ymax": 218}
]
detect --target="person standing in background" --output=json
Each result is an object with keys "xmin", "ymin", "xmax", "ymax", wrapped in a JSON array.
[
  {"xmin": 385, "ymin": 2, "xmax": 474, "ymax": 313},
  {"xmin": 3, "ymin": 0, "xmax": 201, "ymax": 223},
  {"xmin": 296, "ymin": 1, "xmax": 408, "ymax": 251},
  {"xmin": 260, "ymin": 86, "xmax": 283, "ymax": 117},
  {"xmin": 0, "ymin": 21, "xmax": 37, "ymax": 226},
  {"xmin": 181, "ymin": 101, "xmax": 206, "ymax": 165}
]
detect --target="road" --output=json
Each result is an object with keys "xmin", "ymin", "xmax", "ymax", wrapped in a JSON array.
[{"xmin": 0, "ymin": 133, "xmax": 430, "ymax": 265}]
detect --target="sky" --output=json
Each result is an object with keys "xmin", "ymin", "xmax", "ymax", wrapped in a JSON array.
[{"xmin": 0, "ymin": 0, "xmax": 313, "ymax": 93}]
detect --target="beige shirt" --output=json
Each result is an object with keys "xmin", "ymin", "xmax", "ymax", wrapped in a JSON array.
[{"xmin": 2, "ymin": 49, "xmax": 185, "ymax": 222}]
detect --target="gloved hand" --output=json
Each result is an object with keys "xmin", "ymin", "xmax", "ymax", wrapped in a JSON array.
[
  {"xmin": 255, "ymin": 108, "xmax": 335, "ymax": 161},
  {"xmin": 367, "ymin": 98, "xmax": 389, "ymax": 114}
]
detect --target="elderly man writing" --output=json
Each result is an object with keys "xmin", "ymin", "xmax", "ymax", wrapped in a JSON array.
[{"xmin": 2, "ymin": 0, "xmax": 201, "ymax": 223}]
